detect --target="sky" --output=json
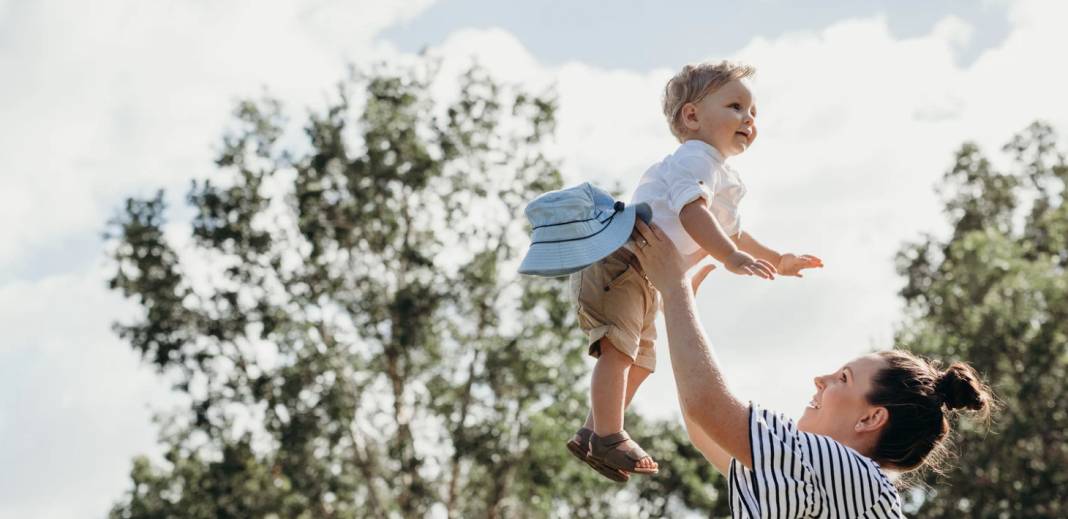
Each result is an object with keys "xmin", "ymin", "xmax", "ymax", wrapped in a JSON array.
[{"xmin": 2, "ymin": 0, "xmax": 1067, "ymax": 517}]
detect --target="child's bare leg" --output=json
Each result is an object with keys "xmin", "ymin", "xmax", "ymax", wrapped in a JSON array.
[
  {"xmin": 582, "ymin": 364, "xmax": 651, "ymax": 429},
  {"xmin": 590, "ymin": 340, "xmax": 630, "ymax": 437},
  {"xmin": 588, "ymin": 339, "xmax": 656, "ymax": 471},
  {"xmin": 625, "ymin": 364, "xmax": 651, "ymax": 406}
]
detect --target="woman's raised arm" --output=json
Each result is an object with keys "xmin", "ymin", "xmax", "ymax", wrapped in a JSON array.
[{"xmin": 631, "ymin": 219, "xmax": 753, "ymax": 468}]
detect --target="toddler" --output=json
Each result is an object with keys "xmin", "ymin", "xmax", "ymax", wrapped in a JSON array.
[{"xmin": 567, "ymin": 61, "xmax": 823, "ymax": 481}]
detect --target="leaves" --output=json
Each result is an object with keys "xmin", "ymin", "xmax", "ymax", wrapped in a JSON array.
[
  {"xmin": 106, "ymin": 60, "xmax": 727, "ymax": 518},
  {"xmin": 896, "ymin": 121, "xmax": 1068, "ymax": 516}
]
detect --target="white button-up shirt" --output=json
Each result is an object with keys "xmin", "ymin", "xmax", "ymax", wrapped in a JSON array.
[{"xmin": 631, "ymin": 140, "xmax": 747, "ymax": 264}]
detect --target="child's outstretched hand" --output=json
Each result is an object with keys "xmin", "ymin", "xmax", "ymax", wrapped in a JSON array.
[
  {"xmin": 724, "ymin": 251, "xmax": 776, "ymax": 280},
  {"xmin": 777, "ymin": 253, "xmax": 824, "ymax": 277}
]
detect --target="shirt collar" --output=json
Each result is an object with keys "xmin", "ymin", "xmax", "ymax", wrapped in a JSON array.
[{"xmin": 682, "ymin": 139, "xmax": 726, "ymax": 163}]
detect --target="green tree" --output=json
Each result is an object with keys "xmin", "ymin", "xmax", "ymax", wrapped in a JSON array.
[
  {"xmin": 896, "ymin": 121, "xmax": 1068, "ymax": 517},
  {"xmin": 106, "ymin": 61, "xmax": 728, "ymax": 518}
]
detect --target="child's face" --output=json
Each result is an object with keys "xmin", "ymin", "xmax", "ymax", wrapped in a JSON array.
[{"xmin": 680, "ymin": 79, "xmax": 757, "ymax": 157}]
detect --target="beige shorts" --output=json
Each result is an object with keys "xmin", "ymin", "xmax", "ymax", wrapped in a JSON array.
[{"xmin": 569, "ymin": 248, "xmax": 660, "ymax": 372}]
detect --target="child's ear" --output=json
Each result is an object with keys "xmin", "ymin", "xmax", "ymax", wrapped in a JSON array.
[{"xmin": 681, "ymin": 102, "xmax": 700, "ymax": 131}]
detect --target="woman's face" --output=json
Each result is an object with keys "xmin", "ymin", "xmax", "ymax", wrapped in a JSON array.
[{"xmin": 797, "ymin": 354, "xmax": 888, "ymax": 441}]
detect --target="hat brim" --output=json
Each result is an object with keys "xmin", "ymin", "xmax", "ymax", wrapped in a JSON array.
[{"xmin": 518, "ymin": 202, "xmax": 650, "ymax": 277}]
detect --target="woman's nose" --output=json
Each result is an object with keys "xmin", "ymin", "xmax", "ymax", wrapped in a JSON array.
[{"xmin": 814, "ymin": 375, "xmax": 825, "ymax": 389}]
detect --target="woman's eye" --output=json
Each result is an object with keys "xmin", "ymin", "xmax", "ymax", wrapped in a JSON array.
[{"xmin": 729, "ymin": 103, "xmax": 742, "ymax": 110}]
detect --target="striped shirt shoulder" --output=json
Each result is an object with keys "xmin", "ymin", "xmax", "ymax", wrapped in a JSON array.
[{"xmin": 728, "ymin": 403, "xmax": 904, "ymax": 518}]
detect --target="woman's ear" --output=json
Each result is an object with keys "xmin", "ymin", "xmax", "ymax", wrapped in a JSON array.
[{"xmin": 855, "ymin": 406, "xmax": 888, "ymax": 433}]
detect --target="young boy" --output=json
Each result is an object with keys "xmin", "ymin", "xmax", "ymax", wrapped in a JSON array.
[{"xmin": 567, "ymin": 61, "xmax": 823, "ymax": 481}]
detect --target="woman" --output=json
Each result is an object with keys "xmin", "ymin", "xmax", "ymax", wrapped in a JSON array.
[{"xmin": 627, "ymin": 220, "xmax": 993, "ymax": 518}]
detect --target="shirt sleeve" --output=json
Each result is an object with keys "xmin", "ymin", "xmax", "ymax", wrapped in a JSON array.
[
  {"xmin": 665, "ymin": 150, "xmax": 717, "ymax": 215},
  {"xmin": 728, "ymin": 403, "xmax": 905, "ymax": 519},
  {"xmin": 728, "ymin": 404, "xmax": 817, "ymax": 518}
]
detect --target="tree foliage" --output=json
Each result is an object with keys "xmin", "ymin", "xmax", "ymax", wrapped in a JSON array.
[
  {"xmin": 896, "ymin": 121, "xmax": 1068, "ymax": 517},
  {"xmin": 105, "ymin": 61, "xmax": 728, "ymax": 518}
]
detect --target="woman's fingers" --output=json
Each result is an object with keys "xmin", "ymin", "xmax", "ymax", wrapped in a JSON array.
[
  {"xmin": 648, "ymin": 221, "xmax": 668, "ymax": 242},
  {"xmin": 634, "ymin": 218, "xmax": 669, "ymax": 243},
  {"xmin": 628, "ymin": 220, "xmax": 690, "ymax": 291},
  {"xmin": 632, "ymin": 219, "xmax": 654, "ymax": 246}
]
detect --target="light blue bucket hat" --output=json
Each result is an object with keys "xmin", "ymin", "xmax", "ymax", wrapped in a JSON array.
[{"xmin": 518, "ymin": 182, "xmax": 652, "ymax": 277}]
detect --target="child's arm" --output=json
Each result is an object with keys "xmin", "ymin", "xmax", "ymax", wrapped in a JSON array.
[
  {"xmin": 733, "ymin": 231, "xmax": 781, "ymax": 266},
  {"xmin": 735, "ymin": 231, "xmax": 824, "ymax": 278},
  {"xmin": 679, "ymin": 200, "xmax": 775, "ymax": 279}
]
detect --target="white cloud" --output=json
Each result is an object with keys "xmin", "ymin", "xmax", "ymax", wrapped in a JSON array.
[
  {"xmin": 0, "ymin": 266, "xmax": 176, "ymax": 519},
  {"xmin": 0, "ymin": 0, "xmax": 432, "ymax": 272},
  {"xmin": 932, "ymin": 15, "xmax": 975, "ymax": 49},
  {"xmin": 422, "ymin": 0, "xmax": 1068, "ymax": 421},
  {"xmin": 0, "ymin": 1, "xmax": 435, "ymax": 517}
]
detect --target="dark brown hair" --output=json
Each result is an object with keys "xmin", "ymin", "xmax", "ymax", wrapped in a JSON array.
[{"xmin": 866, "ymin": 350, "xmax": 994, "ymax": 475}]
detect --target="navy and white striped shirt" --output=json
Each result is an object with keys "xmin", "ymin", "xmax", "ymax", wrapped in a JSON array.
[{"xmin": 728, "ymin": 404, "xmax": 904, "ymax": 518}]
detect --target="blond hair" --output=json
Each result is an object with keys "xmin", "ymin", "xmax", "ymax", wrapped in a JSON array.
[{"xmin": 662, "ymin": 61, "xmax": 756, "ymax": 142}]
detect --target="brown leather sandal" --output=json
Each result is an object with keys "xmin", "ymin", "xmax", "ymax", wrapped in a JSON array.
[
  {"xmin": 566, "ymin": 427, "xmax": 629, "ymax": 483},
  {"xmin": 589, "ymin": 430, "xmax": 658, "ymax": 475}
]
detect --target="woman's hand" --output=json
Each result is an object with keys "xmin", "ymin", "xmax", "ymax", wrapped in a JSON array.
[{"xmin": 630, "ymin": 219, "xmax": 689, "ymax": 294}]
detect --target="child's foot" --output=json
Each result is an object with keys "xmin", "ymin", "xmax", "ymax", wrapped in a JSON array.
[
  {"xmin": 589, "ymin": 430, "xmax": 658, "ymax": 475},
  {"xmin": 566, "ymin": 427, "xmax": 629, "ymax": 482}
]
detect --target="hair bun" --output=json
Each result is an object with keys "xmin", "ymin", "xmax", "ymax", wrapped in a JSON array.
[{"xmin": 935, "ymin": 363, "xmax": 987, "ymax": 411}]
